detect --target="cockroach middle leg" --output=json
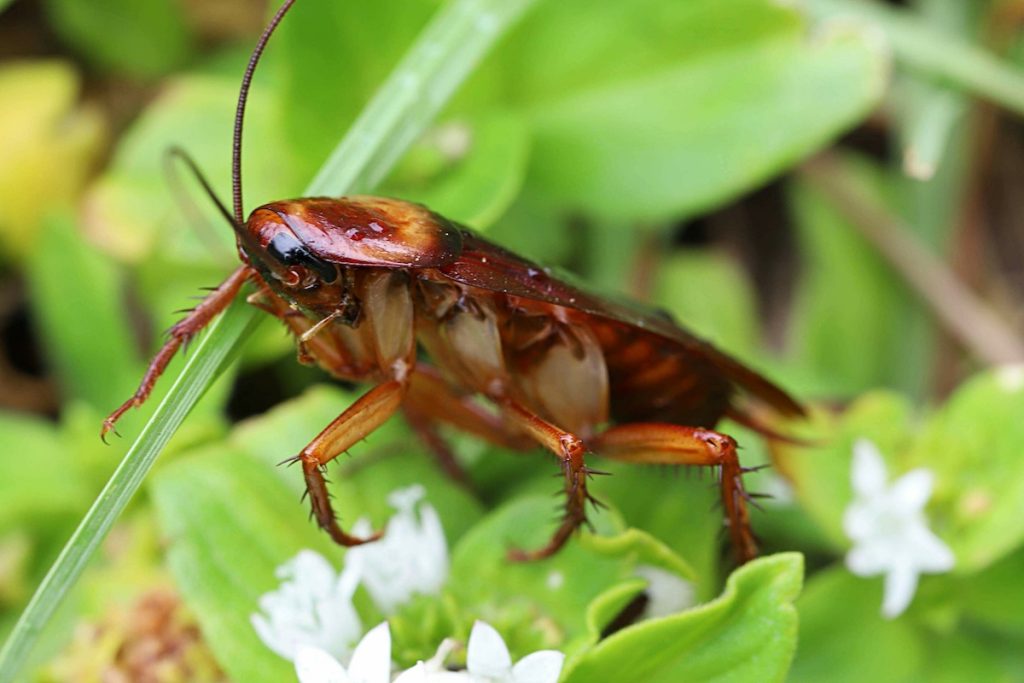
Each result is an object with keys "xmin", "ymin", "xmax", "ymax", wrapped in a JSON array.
[
  {"xmin": 292, "ymin": 379, "xmax": 408, "ymax": 546},
  {"xmin": 591, "ymin": 423, "xmax": 758, "ymax": 563},
  {"xmin": 102, "ymin": 265, "xmax": 253, "ymax": 440},
  {"xmin": 499, "ymin": 399, "xmax": 595, "ymax": 562}
]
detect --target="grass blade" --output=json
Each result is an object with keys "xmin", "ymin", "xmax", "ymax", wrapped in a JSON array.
[{"xmin": 0, "ymin": 0, "xmax": 537, "ymax": 679}]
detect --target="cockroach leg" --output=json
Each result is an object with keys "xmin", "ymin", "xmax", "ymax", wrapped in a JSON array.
[
  {"xmin": 294, "ymin": 379, "xmax": 408, "ymax": 546},
  {"xmin": 101, "ymin": 265, "xmax": 253, "ymax": 441},
  {"xmin": 591, "ymin": 423, "xmax": 758, "ymax": 563},
  {"xmin": 404, "ymin": 365, "xmax": 528, "ymax": 450},
  {"xmin": 499, "ymin": 399, "xmax": 593, "ymax": 562},
  {"xmin": 401, "ymin": 406, "xmax": 471, "ymax": 486}
]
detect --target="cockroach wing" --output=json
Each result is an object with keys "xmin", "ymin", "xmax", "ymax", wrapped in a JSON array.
[{"xmin": 439, "ymin": 229, "xmax": 804, "ymax": 419}]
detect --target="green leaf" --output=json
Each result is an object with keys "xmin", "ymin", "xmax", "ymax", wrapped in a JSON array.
[
  {"xmin": 26, "ymin": 212, "xmax": 141, "ymax": 412},
  {"xmin": 151, "ymin": 447, "xmax": 328, "ymax": 683},
  {"xmin": 560, "ymin": 553, "xmax": 804, "ymax": 683},
  {"xmin": 790, "ymin": 566, "xmax": 922, "ymax": 683},
  {"xmin": 42, "ymin": 0, "xmax": 193, "ymax": 78},
  {"xmin": 911, "ymin": 368, "xmax": 1024, "ymax": 571},
  {"xmin": 513, "ymin": 0, "xmax": 887, "ymax": 220},
  {"xmin": 591, "ymin": 462, "xmax": 721, "ymax": 600},
  {"xmin": 955, "ymin": 545, "xmax": 1024, "ymax": 637}
]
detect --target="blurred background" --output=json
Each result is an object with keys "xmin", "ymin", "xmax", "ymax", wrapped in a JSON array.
[{"xmin": 2, "ymin": 0, "xmax": 1024, "ymax": 681}]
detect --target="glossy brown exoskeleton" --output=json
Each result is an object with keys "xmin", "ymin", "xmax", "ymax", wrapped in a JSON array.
[{"xmin": 105, "ymin": 0, "xmax": 803, "ymax": 563}]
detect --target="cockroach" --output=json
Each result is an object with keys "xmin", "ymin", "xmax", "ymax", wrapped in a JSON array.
[{"xmin": 104, "ymin": 0, "xmax": 803, "ymax": 563}]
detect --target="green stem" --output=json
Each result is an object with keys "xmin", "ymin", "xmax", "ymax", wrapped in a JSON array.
[
  {"xmin": 803, "ymin": 0, "xmax": 1024, "ymax": 117},
  {"xmin": 0, "ymin": 0, "xmax": 536, "ymax": 679}
]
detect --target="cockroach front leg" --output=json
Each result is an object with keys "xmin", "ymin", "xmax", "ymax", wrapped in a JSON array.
[
  {"xmin": 499, "ymin": 400, "xmax": 596, "ymax": 562},
  {"xmin": 592, "ymin": 424, "xmax": 758, "ymax": 563},
  {"xmin": 102, "ymin": 265, "xmax": 253, "ymax": 440},
  {"xmin": 292, "ymin": 379, "xmax": 408, "ymax": 546}
]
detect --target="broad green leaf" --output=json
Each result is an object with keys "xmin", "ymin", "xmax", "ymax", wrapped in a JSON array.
[
  {"xmin": 560, "ymin": 553, "xmax": 803, "ymax": 683},
  {"xmin": 910, "ymin": 368, "xmax": 1024, "ymax": 571},
  {"xmin": 151, "ymin": 447, "xmax": 332, "ymax": 683},
  {"xmin": 42, "ymin": 0, "xmax": 193, "ymax": 78},
  {"xmin": 790, "ymin": 566, "xmax": 922, "ymax": 683},
  {"xmin": 26, "ymin": 212, "xmax": 140, "ymax": 413},
  {"xmin": 513, "ymin": 0, "xmax": 886, "ymax": 220},
  {"xmin": 448, "ymin": 496, "xmax": 643, "ymax": 657},
  {"xmin": 918, "ymin": 631, "xmax": 1015, "ymax": 683},
  {"xmin": 591, "ymin": 462, "xmax": 721, "ymax": 600},
  {"xmin": 777, "ymin": 392, "xmax": 916, "ymax": 547}
]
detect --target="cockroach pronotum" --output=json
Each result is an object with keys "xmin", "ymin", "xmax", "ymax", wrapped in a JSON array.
[{"xmin": 104, "ymin": 0, "xmax": 804, "ymax": 564}]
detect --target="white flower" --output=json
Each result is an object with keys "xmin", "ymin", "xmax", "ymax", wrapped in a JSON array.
[
  {"xmin": 346, "ymin": 485, "xmax": 449, "ymax": 615},
  {"xmin": 394, "ymin": 621, "xmax": 563, "ymax": 683},
  {"xmin": 465, "ymin": 620, "xmax": 563, "ymax": 683},
  {"xmin": 843, "ymin": 439, "xmax": 955, "ymax": 619},
  {"xmin": 295, "ymin": 622, "xmax": 392, "ymax": 683},
  {"xmin": 251, "ymin": 550, "xmax": 363, "ymax": 661},
  {"xmin": 635, "ymin": 565, "xmax": 695, "ymax": 619}
]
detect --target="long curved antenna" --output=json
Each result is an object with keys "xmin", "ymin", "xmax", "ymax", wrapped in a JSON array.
[
  {"xmin": 164, "ymin": 146, "xmax": 236, "ymax": 262},
  {"xmin": 232, "ymin": 0, "xmax": 298, "ymax": 226},
  {"xmin": 166, "ymin": 146, "xmax": 237, "ymax": 229}
]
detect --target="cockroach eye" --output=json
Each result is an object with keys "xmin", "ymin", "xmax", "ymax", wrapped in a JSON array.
[{"xmin": 267, "ymin": 232, "xmax": 338, "ymax": 283}]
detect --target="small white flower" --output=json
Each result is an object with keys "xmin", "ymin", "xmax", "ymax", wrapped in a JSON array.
[
  {"xmin": 635, "ymin": 565, "xmax": 695, "ymax": 619},
  {"xmin": 997, "ymin": 364, "xmax": 1024, "ymax": 393},
  {"xmin": 465, "ymin": 620, "xmax": 564, "ymax": 683},
  {"xmin": 393, "ymin": 639, "xmax": 467, "ymax": 682},
  {"xmin": 295, "ymin": 622, "xmax": 393, "ymax": 683},
  {"xmin": 346, "ymin": 485, "xmax": 449, "ymax": 615},
  {"xmin": 843, "ymin": 439, "xmax": 955, "ymax": 619},
  {"xmin": 251, "ymin": 550, "xmax": 363, "ymax": 662}
]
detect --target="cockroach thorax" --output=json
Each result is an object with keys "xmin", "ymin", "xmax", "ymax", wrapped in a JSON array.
[{"xmin": 247, "ymin": 196, "xmax": 463, "ymax": 269}]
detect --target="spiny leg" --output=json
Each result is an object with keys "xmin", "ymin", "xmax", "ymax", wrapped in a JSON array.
[
  {"xmin": 102, "ymin": 265, "xmax": 252, "ymax": 440},
  {"xmin": 402, "ymin": 365, "xmax": 532, "ymax": 485},
  {"xmin": 293, "ymin": 379, "xmax": 407, "ymax": 546},
  {"xmin": 592, "ymin": 423, "xmax": 758, "ymax": 564},
  {"xmin": 499, "ymin": 399, "xmax": 596, "ymax": 562}
]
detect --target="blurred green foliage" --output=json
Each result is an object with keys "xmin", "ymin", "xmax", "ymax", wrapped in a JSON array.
[{"xmin": 3, "ymin": 0, "xmax": 1024, "ymax": 681}]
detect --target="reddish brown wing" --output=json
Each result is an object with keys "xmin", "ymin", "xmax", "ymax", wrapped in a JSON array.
[{"xmin": 438, "ymin": 229, "xmax": 804, "ymax": 419}]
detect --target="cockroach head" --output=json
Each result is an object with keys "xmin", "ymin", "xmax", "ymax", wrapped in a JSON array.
[{"xmin": 242, "ymin": 196, "xmax": 463, "ymax": 288}]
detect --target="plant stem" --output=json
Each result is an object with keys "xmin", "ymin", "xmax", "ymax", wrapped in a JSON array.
[{"xmin": 802, "ymin": 153, "xmax": 1024, "ymax": 365}]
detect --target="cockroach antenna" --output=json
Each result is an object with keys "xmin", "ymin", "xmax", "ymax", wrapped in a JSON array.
[{"xmin": 232, "ymin": 0, "xmax": 298, "ymax": 226}]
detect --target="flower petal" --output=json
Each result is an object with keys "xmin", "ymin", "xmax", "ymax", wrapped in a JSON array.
[
  {"xmin": 889, "ymin": 469, "xmax": 934, "ymax": 514},
  {"xmin": 347, "ymin": 622, "xmax": 392, "ymax": 683},
  {"xmin": 851, "ymin": 439, "xmax": 888, "ymax": 497},
  {"xmin": 295, "ymin": 646, "xmax": 351, "ymax": 683},
  {"xmin": 881, "ymin": 563, "xmax": 920, "ymax": 619},
  {"xmin": 511, "ymin": 651, "xmax": 565, "ymax": 683},
  {"xmin": 467, "ymin": 620, "xmax": 512, "ymax": 677}
]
